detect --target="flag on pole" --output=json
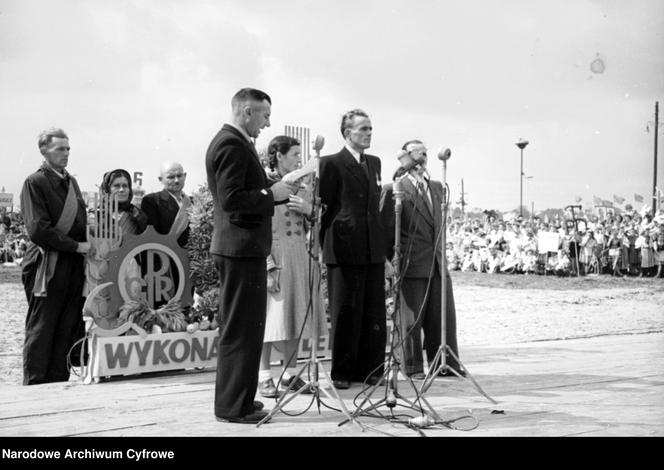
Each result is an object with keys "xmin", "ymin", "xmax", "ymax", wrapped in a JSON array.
[
  {"xmin": 602, "ymin": 199, "xmax": 614, "ymax": 208},
  {"xmin": 613, "ymin": 195, "xmax": 625, "ymax": 204},
  {"xmin": 634, "ymin": 193, "xmax": 644, "ymax": 203},
  {"xmin": 593, "ymin": 195, "xmax": 601, "ymax": 206}
]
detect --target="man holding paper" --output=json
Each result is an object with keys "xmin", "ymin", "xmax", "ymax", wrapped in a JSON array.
[{"xmin": 205, "ymin": 88, "xmax": 298, "ymax": 424}]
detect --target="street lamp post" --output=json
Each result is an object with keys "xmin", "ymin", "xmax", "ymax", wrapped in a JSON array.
[{"xmin": 516, "ymin": 139, "xmax": 529, "ymax": 218}]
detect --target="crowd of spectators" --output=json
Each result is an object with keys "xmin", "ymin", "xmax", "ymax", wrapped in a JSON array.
[
  {"xmin": 5, "ymin": 204, "xmax": 664, "ymax": 278},
  {"xmin": 446, "ymin": 209, "xmax": 664, "ymax": 278},
  {"xmin": 0, "ymin": 212, "xmax": 28, "ymax": 265}
]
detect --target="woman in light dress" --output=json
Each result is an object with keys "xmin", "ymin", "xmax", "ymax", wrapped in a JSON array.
[{"xmin": 258, "ymin": 136, "xmax": 327, "ymax": 398}]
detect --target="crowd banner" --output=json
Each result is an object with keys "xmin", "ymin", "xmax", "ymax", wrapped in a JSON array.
[
  {"xmin": 0, "ymin": 192, "xmax": 13, "ymax": 208},
  {"xmin": 537, "ymin": 232, "xmax": 559, "ymax": 253}
]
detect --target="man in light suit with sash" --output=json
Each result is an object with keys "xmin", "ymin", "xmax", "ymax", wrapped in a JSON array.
[{"xmin": 20, "ymin": 128, "xmax": 90, "ymax": 385}]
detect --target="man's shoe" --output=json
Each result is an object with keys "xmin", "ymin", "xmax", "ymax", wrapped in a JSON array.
[
  {"xmin": 332, "ymin": 379, "xmax": 351, "ymax": 389},
  {"xmin": 259, "ymin": 378, "xmax": 280, "ymax": 398},
  {"xmin": 216, "ymin": 410, "xmax": 270, "ymax": 424},
  {"xmin": 408, "ymin": 372, "xmax": 427, "ymax": 380},
  {"xmin": 281, "ymin": 376, "xmax": 313, "ymax": 394},
  {"xmin": 253, "ymin": 400, "xmax": 264, "ymax": 411}
]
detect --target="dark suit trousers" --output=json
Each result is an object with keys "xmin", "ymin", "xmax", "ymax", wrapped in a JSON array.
[
  {"xmin": 214, "ymin": 255, "xmax": 267, "ymax": 418},
  {"xmin": 397, "ymin": 273, "xmax": 460, "ymax": 375},
  {"xmin": 21, "ymin": 252, "xmax": 85, "ymax": 385},
  {"xmin": 327, "ymin": 263, "xmax": 386, "ymax": 382}
]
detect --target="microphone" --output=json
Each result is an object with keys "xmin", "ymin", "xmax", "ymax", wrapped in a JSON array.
[
  {"xmin": 394, "ymin": 149, "xmax": 425, "ymax": 179},
  {"xmin": 313, "ymin": 135, "xmax": 325, "ymax": 154},
  {"xmin": 437, "ymin": 147, "xmax": 451, "ymax": 161}
]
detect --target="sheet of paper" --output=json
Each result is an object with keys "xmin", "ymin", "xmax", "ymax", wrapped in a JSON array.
[{"xmin": 282, "ymin": 156, "xmax": 319, "ymax": 183}]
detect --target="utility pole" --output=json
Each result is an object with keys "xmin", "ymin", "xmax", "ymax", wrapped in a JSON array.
[
  {"xmin": 458, "ymin": 178, "xmax": 467, "ymax": 216},
  {"xmin": 516, "ymin": 139, "xmax": 529, "ymax": 218},
  {"xmin": 653, "ymin": 101, "xmax": 659, "ymax": 213}
]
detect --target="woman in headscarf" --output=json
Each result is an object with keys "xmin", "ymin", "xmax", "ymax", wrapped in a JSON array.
[
  {"xmin": 84, "ymin": 169, "xmax": 148, "ymax": 329},
  {"xmin": 99, "ymin": 169, "xmax": 148, "ymax": 236}
]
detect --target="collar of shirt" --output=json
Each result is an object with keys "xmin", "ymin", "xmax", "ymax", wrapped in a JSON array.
[
  {"xmin": 41, "ymin": 163, "xmax": 66, "ymax": 179},
  {"xmin": 227, "ymin": 122, "xmax": 254, "ymax": 146},
  {"xmin": 345, "ymin": 144, "xmax": 363, "ymax": 164},
  {"xmin": 167, "ymin": 190, "xmax": 185, "ymax": 208},
  {"xmin": 408, "ymin": 173, "xmax": 432, "ymax": 205},
  {"xmin": 407, "ymin": 173, "xmax": 428, "ymax": 187}
]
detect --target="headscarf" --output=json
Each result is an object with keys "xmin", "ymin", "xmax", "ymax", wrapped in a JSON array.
[{"xmin": 100, "ymin": 169, "xmax": 133, "ymax": 211}]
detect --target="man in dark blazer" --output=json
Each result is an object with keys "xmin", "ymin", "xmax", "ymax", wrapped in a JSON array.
[
  {"xmin": 141, "ymin": 161, "xmax": 191, "ymax": 247},
  {"xmin": 379, "ymin": 140, "xmax": 464, "ymax": 380},
  {"xmin": 319, "ymin": 109, "xmax": 387, "ymax": 389},
  {"xmin": 205, "ymin": 88, "xmax": 296, "ymax": 424}
]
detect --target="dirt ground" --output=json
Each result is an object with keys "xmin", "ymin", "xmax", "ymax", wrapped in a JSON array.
[{"xmin": 1, "ymin": 265, "xmax": 663, "ymax": 386}]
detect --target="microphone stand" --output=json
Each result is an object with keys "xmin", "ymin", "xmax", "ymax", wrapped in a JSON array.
[
  {"xmin": 257, "ymin": 140, "xmax": 364, "ymax": 430},
  {"xmin": 418, "ymin": 151, "xmax": 497, "ymax": 414},
  {"xmin": 340, "ymin": 173, "xmax": 439, "ymax": 426}
]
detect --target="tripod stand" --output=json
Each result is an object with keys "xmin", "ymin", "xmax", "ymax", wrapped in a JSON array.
[
  {"xmin": 419, "ymin": 149, "xmax": 496, "ymax": 413},
  {"xmin": 257, "ymin": 137, "xmax": 364, "ymax": 430},
  {"xmin": 339, "ymin": 174, "xmax": 440, "ymax": 426}
]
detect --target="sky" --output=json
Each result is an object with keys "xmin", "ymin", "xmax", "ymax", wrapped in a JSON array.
[{"xmin": 1, "ymin": 0, "xmax": 663, "ymax": 214}]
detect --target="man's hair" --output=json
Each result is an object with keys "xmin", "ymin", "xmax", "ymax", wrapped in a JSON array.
[
  {"xmin": 401, "ymin": 139, "xmax": 423, "ymax": 151},
  {"xmin": 37, "ymin": 127, "xmax": 68, "ymax": 151},
  {"xmin": 231, "ymin": 88, "xmax": 271, "ymax": 108},
  {"xmin": 340, "ymin": 109, "xmax": 369, "ymax": 137}
]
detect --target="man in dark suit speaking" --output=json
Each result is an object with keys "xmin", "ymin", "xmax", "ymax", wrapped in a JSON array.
[
  {"xmin": 379, "ymin": 140, "xmax": 464, "ymax": 380},
  {"xmin": 205, "ymin": 88, "xmax": 296, "ymax": 424},
  {"xmin": 319, "ymin": 109, "xmax": 387, "ymax": 389}
]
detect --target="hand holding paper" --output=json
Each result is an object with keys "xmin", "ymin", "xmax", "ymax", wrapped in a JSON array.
[{"xmin": 282, "ymin": 156, "xmax": 320, "ymax": 184}]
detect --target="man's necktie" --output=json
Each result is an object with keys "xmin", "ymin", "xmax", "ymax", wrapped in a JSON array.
[
  {"xmin": 359, "ymin": 154, "xmax": 370, "ymax": 179},
  {"xmin": 417, "ymin": 180, "xmax": 433, "ymax": 213}
]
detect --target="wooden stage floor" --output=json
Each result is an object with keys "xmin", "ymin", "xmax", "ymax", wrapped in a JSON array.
[{"xmin": 1, "ymin": 332, "xmax": 662, "ymax": 437}]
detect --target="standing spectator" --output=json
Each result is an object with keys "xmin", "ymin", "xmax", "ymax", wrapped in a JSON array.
[
  {"xmin": 654, "ymin": 216, "xmax": 664, "ymax": 277},
  {"xmin": 636, "ymin": 229, "xmax": 656, "ymax": 277},
  {"xmin": 625, "ymin": 227, "xmax": 640, "ymax": 276},
  {"xmin": 319, "ymin": 108, "xmax": 387, "ymax": 389},
  {"xmin": 20, "ymin": 128, "xmax": 90, "ymax": 385}
]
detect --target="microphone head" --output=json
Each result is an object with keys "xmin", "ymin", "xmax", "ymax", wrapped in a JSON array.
[
  {"xmin": 313, "ymin": 135, "xmax": 325, "ymax": 152},
  {"xmin": 437, "ymin": 147, "xmax": 451, "ymax": 161}
]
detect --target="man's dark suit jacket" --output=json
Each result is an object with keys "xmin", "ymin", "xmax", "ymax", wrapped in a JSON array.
[
  {"xmin": 319, "ymin": 147, "xmax": 386, "ymax": 265},
  {"xmin": 380, "ymin": 176, "xmax": 444, "ymax": 278},
  {"xmin": 141, "ymin": 189, "xmax": 192, "ymax": 247},
  {"xmin": 205, "ymin": 123, "xmax": 276, "ymax": 419},
  {"xmin": 205, "ymin": 124, "xmax": 275, "ymax": 258}
]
